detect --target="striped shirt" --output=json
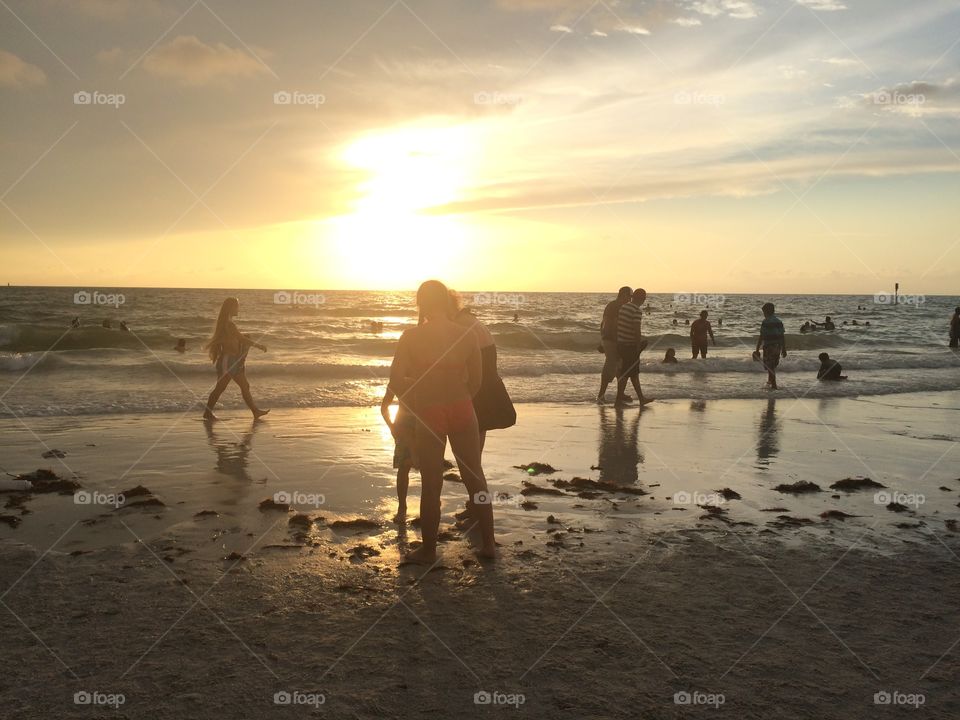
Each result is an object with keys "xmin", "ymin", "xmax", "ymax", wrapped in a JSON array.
[{"xmin": 617, "ymin": 301, "xmax": 643, "ymax": 343}]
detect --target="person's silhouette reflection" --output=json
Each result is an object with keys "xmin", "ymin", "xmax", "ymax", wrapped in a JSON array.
[
  {"xmin": 204, "ymin": 420, "xmax": 257, "ymax": 482},
  {"xmin": 756, "ymin": 398, "xmax": 781, "ymax": 467},
  {"xmin": 597, "ymin": 407, "xmax": 643, "ymax": 485}
]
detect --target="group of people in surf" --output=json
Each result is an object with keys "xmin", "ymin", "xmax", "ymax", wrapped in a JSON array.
[{"xmin": 595, "ymin": 288, "xmax": 859, "ymax": 395}]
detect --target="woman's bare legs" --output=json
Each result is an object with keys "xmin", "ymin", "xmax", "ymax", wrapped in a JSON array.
[
  {"xmin": 403, "ymin": 425, "xmax": 445, "ymax": 564},
  {"xmin": 233, "ymin": 371, "xmax": 270, "ymax": 419},
  {"xmin": 454, "ymin": 428, "xmax": 486, "ymax": 524},
  {"xmin": 449, "ymin": 417, "xmax": 495, "ymax": 559},
  {"xmin": 203, "ymin": 375, "xmax": 231, "ymax": 420}
]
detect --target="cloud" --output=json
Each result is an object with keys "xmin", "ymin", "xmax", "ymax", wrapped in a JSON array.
[
  {"xmin": 690, "ymin": 0, "xmax": 760, "ymax": 20},
  {"xmin": 0, "ymin": 50, "xmax": 46, "ymax": 87},
  {"xmin": 857, "ymin": 77, "xmax": 960, "ymax": 116},
  {"xmin": 143, "ymin": 35, "xmax": 267, "ymax": 85},
  {"xmin": 618, "ymin": 25, "xmax": 651, "ymax": 36},
  {"xmin": 549, "ymin": 24, "xmax": 573, "ymax": 33},
  {"xmin": 796, "ymin": 0, "xmax": 847, "ymax": 11},
  {"xmin": 820, "ymin": 57, "xmax": 860, "ymax": 67},
  {"xmin": 590, "ymin": 29, "xmax": 608, "ymax": 37},
  {"xmin": 672, "ymin": 17, "xmax": 703, "ymax": 27}
]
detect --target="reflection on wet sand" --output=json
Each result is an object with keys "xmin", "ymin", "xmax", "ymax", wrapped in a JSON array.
[
  {"xmin": 597, "ymin": 407, "xmax": 644, "ymax": 485},
  {"xmin": 205, "ymin": 421, "xmax": 259, "ymax": 482},
  {"xmin": 756, "ymin": 398, "xmax": 781, "ymax": 467}
]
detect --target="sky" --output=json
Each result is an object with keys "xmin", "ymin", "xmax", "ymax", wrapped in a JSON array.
[{"xmin": 1, "ymin": 0, "xmax": 958, "ymax": 294}]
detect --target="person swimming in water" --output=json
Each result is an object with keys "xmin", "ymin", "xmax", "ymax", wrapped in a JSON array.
[
  {"xmin": 203, "ymin": 297, "xmax": 269, "ymax": 421},
  {"xmin": 662, "ymin": 348, "xmax": 678, "ymax": 364},
  {"xmin": 174, "ymin": 338, "xmax": 187, "ymax": 353},
  {"xmin": 812, "ymin": 316, "xmax": 835, "ymax": 331},
  {"xmin": 817, "ymin": 352, "xmax": 847, "ymax": 381}
]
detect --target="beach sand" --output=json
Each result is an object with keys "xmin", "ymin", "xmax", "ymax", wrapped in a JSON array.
[{"xmin": 2, "ymin": 393, "xmax": 959, "ymax": 717}]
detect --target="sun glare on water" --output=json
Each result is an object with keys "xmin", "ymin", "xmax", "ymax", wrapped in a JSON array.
[{"xmin": 325, "ymin": 124, "xmax": 478, "ymax": 288}]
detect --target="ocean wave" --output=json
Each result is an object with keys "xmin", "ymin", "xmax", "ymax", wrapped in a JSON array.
[{"xmin": 4, "ymin": 349, "xmax": 958, "ymax": 379}]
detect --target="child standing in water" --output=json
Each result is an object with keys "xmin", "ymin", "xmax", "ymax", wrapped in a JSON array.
[
  {"xmin": 380, "ymin": 386, "xmax": 416, "ymax": 521},
  {"xmin": 203, "ymin": 297, "xmax": 269, "ymax": 420}
]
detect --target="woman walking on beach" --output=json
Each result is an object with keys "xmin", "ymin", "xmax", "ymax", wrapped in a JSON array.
[
  {"xmin": 203, "ymin": 297, "xmax": 269, "ymax": 421},
  {"xmin": 389, "ymin": 280, "xmax": 496, "ymax": 564}
]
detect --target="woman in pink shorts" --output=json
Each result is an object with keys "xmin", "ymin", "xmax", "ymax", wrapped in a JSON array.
[{"xmin": 388, "ymin": 280, "xmax": 496, "ymax": 564}]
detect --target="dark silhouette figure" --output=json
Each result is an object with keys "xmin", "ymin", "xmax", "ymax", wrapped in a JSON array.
[
  {"xmin": 690, "ymin": 310, "xmax": 715, "ymax": 358},
  {"xmin": 817, "ymin": 352, "xmax": 847, "ymax": 381},
  {"xmin": 754, "ymin": 302, "xmax": 786, "ymax": 390}
]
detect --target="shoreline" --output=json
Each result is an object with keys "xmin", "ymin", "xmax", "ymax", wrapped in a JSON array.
[{"xmin": 1, "ymin": 392, "xmax": 958, "ymax": 554}]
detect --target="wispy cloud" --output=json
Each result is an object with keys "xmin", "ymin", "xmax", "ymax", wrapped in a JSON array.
[
  {"xmin": 797, "ymin": 0, "xmax": 848, "ymax": 11},
  {"xmin": 143, "ymin": 35, "xmax": 268, "ymax": 85},
  {"xmin": 0, "ymin": 50, "xmax": 46, "ymax": 88}
]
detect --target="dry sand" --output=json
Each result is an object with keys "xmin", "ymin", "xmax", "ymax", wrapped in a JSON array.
[{"xmin": 2, "ymin": 393, "xmax": 960, "ymax": 718}]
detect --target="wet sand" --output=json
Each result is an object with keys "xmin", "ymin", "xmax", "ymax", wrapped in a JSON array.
[{"xmin": 1, "ymin": 394, "xmax": 959, "ymax": 717}]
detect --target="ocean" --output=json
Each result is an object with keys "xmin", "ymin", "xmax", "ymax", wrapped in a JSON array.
[{"xmin": 1, "ymin": 287, "xmax": 958, "ymax": 417}]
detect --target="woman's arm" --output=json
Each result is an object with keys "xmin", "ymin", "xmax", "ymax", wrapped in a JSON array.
[
  {"xmin": 389, "ymin": 332, "xmax": 412, "ymax": 398},
  {"xmin": 380, "ymin": 387, "xmax": 396, "ymax": 427},
  {"xmin": 240, "ymin": 331, "xmax": 267, "ymax": 352},
  {"xmin": 465, "ymin": 334, "xmax": 482, "ymax": 398}
]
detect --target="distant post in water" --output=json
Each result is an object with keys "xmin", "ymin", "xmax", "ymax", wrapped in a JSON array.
[{"xmin": 894, "ymin": 282, "xmax": 899, "ymax": 305}]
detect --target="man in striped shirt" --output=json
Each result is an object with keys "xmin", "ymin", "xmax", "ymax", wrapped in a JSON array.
[{"xmin": 615, "ymin": 288, "xmax": 653, "ymax": 407}]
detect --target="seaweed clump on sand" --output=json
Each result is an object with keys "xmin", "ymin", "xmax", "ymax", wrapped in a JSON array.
[
  {"xmin": 12, "ymin": 469, "xmax": 82, "ymax": 495},
  {"xmin": 288, "ymin": 513, "xmax": 316, "ymax": 528},
  {"xmin": 552, "ymin": 477, "xmax": 648, "ymax": 496},
  {"xmin": 520, "ymin": 481, "xmax": 565, "ymax": 497},
  {"xmin": 829, "ymin": 477, "xmax": 885, "ymax": 492},
  {"xmin": 515, "ymin": 462, "xmax": 559, "ymax": 476},
  {"xmin": 716, "ymin": 488, "xmax": 741, "ymax": 500},
  {"xmin": 259, "ymin": 497, "xmax": 290, "ymax": 512},
  {"xmin": 774, "ymin": 481, "xmax": 822, "ymax": 494},
  {"xmin": 820, "ymin": 510, "xmax": 860, "ymax": 521},
  {"xmin": 329, "ymin": 518, "xmax": 380, "ymax": 530}
]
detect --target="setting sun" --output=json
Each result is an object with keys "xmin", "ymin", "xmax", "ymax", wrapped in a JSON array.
[{"xmin": 320, "ymin": 123, "xmax": 479, "ymax": 287}]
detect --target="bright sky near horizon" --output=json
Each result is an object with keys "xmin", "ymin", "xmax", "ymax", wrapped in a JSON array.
[{"xmin": 1, "ymin": 0, "xmax": 958, "ymax": 294}]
